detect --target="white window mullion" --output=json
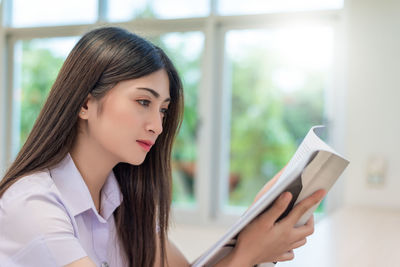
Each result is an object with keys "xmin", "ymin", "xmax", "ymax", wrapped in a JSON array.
[
  {"xmin": 214, "ymin": 25, "xmax": 246, "ymax": 225},
  {"xmin": 0, "ymin": 1, "xmax": 7, "ymax": 176},
  {"xmin": 194, "ymin": 15, "xmax": 220, "ymax": 224},
  {"xmin": 10, "ymin": 37, "xmax": 20, "ymax": 159},
  {"xmin": 2, "ymin": 0, "xmax": 12, "ymax": 27},
  {"xmin": 210, "ymin": 27, "xmax": 229, "ymax": 220},
  {"xmin": 215, "ymin": 28, "xmax": 235, "ymax": 221},
  {"xmin": 2, "ymin": 37, "xmax": 16, "ymax": 173},
  {"xmin": 97, "ymin": 0, "xmax": 107, "ymax": 23},
  {"xmin": 210, "ymin": 0, "xmax": 217, "ymax": 16}
]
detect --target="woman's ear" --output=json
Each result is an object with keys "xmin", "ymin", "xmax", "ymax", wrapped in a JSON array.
[{"xmin": 78, "ymin": 94, "xmax": 94, "ymax": 120}]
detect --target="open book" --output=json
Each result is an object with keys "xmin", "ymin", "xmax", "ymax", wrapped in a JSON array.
[{"xmin": 191, "ymin": 126, "xmax": 349, "ymax": 267}]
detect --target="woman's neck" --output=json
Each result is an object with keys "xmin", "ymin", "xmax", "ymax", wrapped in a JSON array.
[{"xmin": 69, "ymin": 132, "xmax": 119, "ymax": 213}]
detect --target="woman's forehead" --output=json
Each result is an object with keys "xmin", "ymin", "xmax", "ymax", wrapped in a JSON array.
[{"xmin": 114, "ymin": 70, "xmax": 170, "ymax": 99}]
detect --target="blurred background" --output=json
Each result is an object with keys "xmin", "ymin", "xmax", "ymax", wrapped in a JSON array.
[{"xmin": 0, "ymin": 0, "xmax": 399, "ymax": 265}]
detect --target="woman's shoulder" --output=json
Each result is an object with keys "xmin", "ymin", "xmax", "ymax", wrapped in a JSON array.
[
  {"xmin": 0, "ymin": 169, "xmax": 74, "ymax": 240},
  {"xmin": 0, "ymin": 171, "xmax": 87, "ymax": 266},
  {"xmin": 0, "ymin": 170, "xmax": 62, "ymax": 207}
]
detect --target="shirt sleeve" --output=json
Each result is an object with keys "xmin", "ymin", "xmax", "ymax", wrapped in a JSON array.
[{"xmin": 0, "ymin": 186, "xmax": 87, "ymax": 267}]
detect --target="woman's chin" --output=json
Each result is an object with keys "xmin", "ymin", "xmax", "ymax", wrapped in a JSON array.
[{"xmin": 124, "ymin": 156, "xmax": 146, "ymax": 166}]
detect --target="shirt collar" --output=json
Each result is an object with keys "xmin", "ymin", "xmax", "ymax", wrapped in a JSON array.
[
  {"xmin": 100, "ymin": 170, "xmax": 123, "ymax": 220},
  {"xmin": 49, "ymin": 153, "xmax": 123, "ymax": 221}
]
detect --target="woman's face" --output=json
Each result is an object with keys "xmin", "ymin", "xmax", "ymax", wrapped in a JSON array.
[{"xmin": 83, "ymin": 69, "xmax": 170, "ymax": 165}]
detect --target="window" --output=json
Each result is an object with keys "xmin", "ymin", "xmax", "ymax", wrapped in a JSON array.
[
  {"xmin": 11, "ymin": 0, "xmax": 97, "ymax": 27},
  {"xmin": 0, "ymin": 0, "xmax": 343, "ymax": 224},
  {"xmin": 13, "ymin": 37, "xmax": 78, "ymax": 153},
  {"xmin": 224, "ymin": 27, "xmax": 333, "ymax": 208},
  {"xmin": 151, "ymin": 32, "xmax": 204, "ymax": 206},
  {"xmin": 107, "ymin": 0, "xmax": 209, "ymax": 21},
  {"xmin": 218, "ymin": 0, "xmax": 343, "ymax": 15}
]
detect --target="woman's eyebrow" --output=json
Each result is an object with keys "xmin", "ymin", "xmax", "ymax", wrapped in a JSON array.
[{"xmin": 136, "ymin": 87, "xmax": 171, "ymax": 102}]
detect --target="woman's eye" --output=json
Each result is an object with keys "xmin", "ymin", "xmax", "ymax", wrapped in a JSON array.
[
  {"xmin": 160, "ymin": 108, "xmax": 168, "ymax": 117},
  {"xmin": 137, "ymin": 99, "xmax": 150, "ymax": 106}
]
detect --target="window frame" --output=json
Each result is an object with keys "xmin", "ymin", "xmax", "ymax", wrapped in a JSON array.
[{"xmin": 0, "ymin": 0, "xmax": 345, "ymax": 225}]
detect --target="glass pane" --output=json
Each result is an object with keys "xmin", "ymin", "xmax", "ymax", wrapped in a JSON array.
[
  {"xmin": 107, "ymin": 0, "xmax": 209, "ymax": 21},
  {"xmin": 225, "ymin": 27, "xmax": 333, "ymax": 207},
  {"xmin": 150, "ymin": 32, "xmax": 204, "ymax": 206},
  {"xmin": 12, "ymin": 0, "xmax": 97, "ymax": 27},
  {"xmin": 14, "ymin": 37, "xmax": 78, "ymax": 149},
  {"xmin": 218, "ymin": 0, "xmax": 343, "ymax": 15}
]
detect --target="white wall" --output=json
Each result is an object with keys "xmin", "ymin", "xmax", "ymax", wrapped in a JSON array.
[{"xmin": 344, "ymin": 0, "xmax": 400, "ymax": 208}]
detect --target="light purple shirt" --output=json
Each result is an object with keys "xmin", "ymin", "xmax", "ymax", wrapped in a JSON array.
[{"xmin": 0, "ymin": 154, "xmax": 126, "ymax": 267}]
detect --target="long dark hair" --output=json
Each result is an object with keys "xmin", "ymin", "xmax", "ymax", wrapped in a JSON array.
[{"xmin": 0, "ymin": 27, "xmax": 183, "ymax": 267}]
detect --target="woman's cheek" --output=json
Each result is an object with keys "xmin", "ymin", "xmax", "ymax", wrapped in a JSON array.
[
  {"xmin": 108, "ymin": 101, "xmax": 135, "ymax": 125},
  {"xmin": 116, "ymin": 107, "xmax": 140, "ymax": 129}
]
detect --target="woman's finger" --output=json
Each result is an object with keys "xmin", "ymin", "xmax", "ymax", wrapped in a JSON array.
[
  {"xmin": 291, "ymin": 238, "xmax": 307, "ymax": 249},
  {"xmin": 275, "ymin": 250, "xmax": 295, "ymax": 262},
  {"xmin": 304, "ymin": 215, "xmax": 314, "ymax": 227},
  {"xmin": 284, "ymin": 189, "xmax": 325, "ymax": 226},
  {"xmin": 291, "ymin": 216, "xmax": 315, "ymax": 240},
  {"xmin": 259, "ymin": 192, "xmax": 292, "ymax": 224}
]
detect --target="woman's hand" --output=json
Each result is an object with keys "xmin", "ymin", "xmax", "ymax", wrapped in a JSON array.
[
  {"xmin": 253, "ymin": 167, "xmax": 285, "ymax": 204},
  {"xmin": 215, "ymin": 189, "xmax": 326, "ymax": 267}
]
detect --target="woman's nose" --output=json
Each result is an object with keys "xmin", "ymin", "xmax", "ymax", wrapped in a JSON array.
[{"xmin": 146, "ymin": 111, "xmax": 163, "ymax": 135}]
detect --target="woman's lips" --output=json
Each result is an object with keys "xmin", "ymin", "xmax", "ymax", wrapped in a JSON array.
[{"xmin": 136, "ymin": 140, "xmax": 154, "ymax": 152}]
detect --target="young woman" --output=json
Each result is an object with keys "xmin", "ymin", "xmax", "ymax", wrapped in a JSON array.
[{"xmin": 0, "ymin": 27, "xmax": 325, "ymax": 267}]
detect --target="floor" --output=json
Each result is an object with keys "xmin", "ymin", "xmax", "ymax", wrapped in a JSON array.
[{"xmin": 169, "ymin": 206, "xmax": 400, "ymax": 266}]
